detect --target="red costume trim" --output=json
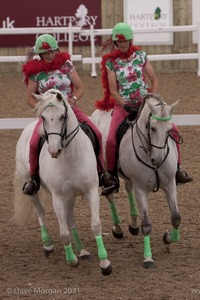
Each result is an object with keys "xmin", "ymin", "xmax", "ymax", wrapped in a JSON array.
[
  {"xmin": 22, "ymin": 52, "xmax": 71, "ymax": 86},
  {"xmin": 95, "ymin": 45, "xmax": 141, "ymax": 111}
]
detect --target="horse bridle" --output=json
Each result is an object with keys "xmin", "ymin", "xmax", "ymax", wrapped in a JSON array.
[
  {"xmin": 130, "ymin": 111, "xmax": 182, "ymax": 192},
  {"xmin": 43, "ymin": 101, "xmax": 80, "ymax": 149}
]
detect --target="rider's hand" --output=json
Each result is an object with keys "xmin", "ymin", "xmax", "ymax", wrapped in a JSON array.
[{"xmin": 123, "ymin": 104, "xmax": 139, "ymax": 120}]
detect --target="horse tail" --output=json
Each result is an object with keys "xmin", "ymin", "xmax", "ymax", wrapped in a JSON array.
[{"xmin": 13, "ymin": 171, "xmax": 35, "ymax": 225}]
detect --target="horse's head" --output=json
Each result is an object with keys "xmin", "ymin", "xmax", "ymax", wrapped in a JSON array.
[
  {"xmin": 142, "ymin": 93, "xmax": 179, "ymax": 166},
  {"xmin": 32, "ymin": 89, "xmax": 77, "ymax": 159}
]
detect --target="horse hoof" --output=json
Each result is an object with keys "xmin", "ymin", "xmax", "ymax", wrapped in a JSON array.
[
  {"xmin": 80, "ymin": 254, "xmax": 90, "ymax": 260},
  {"xmin": 128, "ymin": 225, "xmax": 139, "ymax": 235},
  {"xmin": 112, "ymin": 229, "xmax": 123, "ymax": 239},
  {"xmin": 43, "ymin": 245, "xmax": 54, "ymax": 258},
  {"xmin": 143, "ymin": 260, "xmax": 155, "ymax": 269},
  {"xmin": 163, "ymin": 232, "xmax": 171, "ymax": 244},
  {"xmin": 79, "ymin": 249, "xmax": 90, "ymax": 260},
  {"xmin": 68, "ymin": 258, "xmax": 79, "ymax": 267},
  {"xmin": 101, "ymin": 264, "xmax": 112, "ymax": 276}
]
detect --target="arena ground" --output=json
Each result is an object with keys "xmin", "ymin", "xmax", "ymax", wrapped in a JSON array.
[{"xmin": 0, "ymin": 71, "xmax": 200, "ymax": 300}]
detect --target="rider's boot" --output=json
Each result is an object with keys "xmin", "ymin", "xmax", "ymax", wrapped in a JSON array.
[
  {"xmin": 100, "ymin": 172, "xmax": 119, "ymax": 196},
  {"xmin": 23, "ymin": 174, "xmax": 40, "ymax": 195},
  {"xmin": 176, "ymin": 165, "xmax": 193, "ymax": 184}
]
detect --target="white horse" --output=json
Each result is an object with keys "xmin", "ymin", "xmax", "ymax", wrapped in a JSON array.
[
  {"xmin": 13, "ymin": 89, "xmax": 112, "ymax": 275},
  {"xmin": 91, "ymin": 93, "xmax": 181, "ymax": 268}
]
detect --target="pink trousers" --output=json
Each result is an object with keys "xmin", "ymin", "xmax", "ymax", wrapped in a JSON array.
[
  {"xmin": 29, "ymin": 105, "xmax": 104, "ymax": 176},
  {"xmin": 106, "ymin": 104, "xmax": 181, "ymax": 172}
]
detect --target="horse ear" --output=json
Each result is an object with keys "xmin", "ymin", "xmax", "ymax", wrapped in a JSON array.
[
  {"xmin": 56, "ymin": 92, "xmax": 63, "ymax": 102},
  {"xmin": 32, "ymin": 93, "xmax": 42, "ymax": 102},
  {"xmin": 170, "ymin": 100, "xmax": 180, "ymax": 114},
  {"xmin": 146, "ymin": 100, "xmax": 157, "ymax": 115}
]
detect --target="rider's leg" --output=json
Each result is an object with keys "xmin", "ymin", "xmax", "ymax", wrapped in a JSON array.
[
  {"xmin": 23, "ymin": 119, "xmax": 42, "ymax": 195},
  {"xmin": 104, "ymin": 104, "xmax": 128, "ymax": 194},
  {"xmin": 171, "ymin": 123, "xmax": 193, "ymax": 184},
  {"xmin": 73, "ymin": 106, "xmax": 118, "ymax": 195}
]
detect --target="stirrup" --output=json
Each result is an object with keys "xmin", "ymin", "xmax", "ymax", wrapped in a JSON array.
[{"xmin": 22, "ymin": 179, "xmax": 40, "ymax": 195}]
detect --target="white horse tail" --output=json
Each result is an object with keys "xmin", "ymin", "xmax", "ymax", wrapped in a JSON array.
[{"xmin": 13, "ymin": 171, "xmax": 35, "ymax": 225}]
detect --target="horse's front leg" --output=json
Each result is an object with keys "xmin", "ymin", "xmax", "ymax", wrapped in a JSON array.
[
  {"xmin": 52, "ymin": 194, "xmax": 78, "ymax": 267},
  {"xmin": 106, "ymin": 193, "xmax": 124, "ymax": 239},
  {"xmin": 124, "ymin": 180, "xmax": 140, "ymax": 235},
  {"xmin": 162, "ymin": 183, "xmax": 181, "ymax": 245},
  {"xmin": 85, "ymin": 189, "xmax": 112, "ymax": 275},
  {"xmin": 134, "ymin": 188, "xmax": 155, "ymax": 269}
]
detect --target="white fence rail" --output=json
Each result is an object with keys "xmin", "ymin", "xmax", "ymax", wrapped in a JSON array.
[
  {"xmin": 0, "ymin": 23, "xmax": 200, "ymax": 77},
  {"xmin": 1, "ymin": 115, "xmax": 200, "ymax": 130}
]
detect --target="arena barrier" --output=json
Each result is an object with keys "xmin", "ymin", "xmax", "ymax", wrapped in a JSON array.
[
  {"xmin": 1, "ymin": 115, "xmax": 200, "ymax": 129},
  {"xmin": 0, "ymin": 24, "xmax": 200, "ymax": 77}
]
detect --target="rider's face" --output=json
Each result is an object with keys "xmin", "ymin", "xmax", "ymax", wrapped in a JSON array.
[
  {"xmin": 40, "ymin": 50, "xmax": 57, "ymax": 63},
  {"xmin": 115, "ymin": 40, "xmax": 131, "ymax": 52}
]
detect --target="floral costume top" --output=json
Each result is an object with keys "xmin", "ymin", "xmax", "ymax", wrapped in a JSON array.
[
  {"xmin": 106, "ymin": 50, "xmax": 148, "ymax": 106},
  {"xmin": 30, "ymin": 60, "xmax": 74, "ymax": 97}
]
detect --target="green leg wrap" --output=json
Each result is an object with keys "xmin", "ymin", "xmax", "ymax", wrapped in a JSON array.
[
  {"xmin": 109, "ymin": 201, "xmax": 121, "ymax": 225},
  {"xmin": 64, "ymin": 244, "xmax": 76, "ymax": 263},
  {"xmin": 144, "ymin": 235, "xmax": 152, "ymax": 259},
  {"xmin": 71, "ymin": 228, "xmax": 84, "ymax": 252},
  {"xmin": 41, "ymin": 225, "xmax": 53, "ymax": 247},
  {"xmin": 128, "ymin": 192, "xmax": 138, "ymax": 217},
  {"xmin": 170, "ymin": 228, "xmax": 180, "ymax": 242},
  {"xmin": 95, "ymin": 235, "xmax": 107, "ymax": 260}
]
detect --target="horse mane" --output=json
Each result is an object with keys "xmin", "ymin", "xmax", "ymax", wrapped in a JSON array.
[
  {"xmin": 137, "ymin": 93, "xmax": 165, "ymax": 118},
  {"xmin": 34, "ymin": 89, "xmax": 66, "ymax": 117}
]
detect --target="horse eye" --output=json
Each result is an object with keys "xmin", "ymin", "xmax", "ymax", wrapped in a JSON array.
[
  {"xmin": 41, "ymin": 115, "xmax": 45, "ymax": 121},
  {"xmin": 60, "ymin": 114, "xmax": 65, "ymax": 121},
  {"xmin": 151, "ymin": 126, "xmax": 156, "ymax": 132}
]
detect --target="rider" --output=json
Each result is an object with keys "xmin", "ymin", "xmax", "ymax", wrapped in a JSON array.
[
  {"xmin": 95, "ymin": 22, "xmax": 193, "ymax": 194},
  {"xmin": 22, "ymin": 33, "xmax": 117, "ymax": 196}
]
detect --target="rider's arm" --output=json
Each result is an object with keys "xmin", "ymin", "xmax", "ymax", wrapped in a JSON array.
[
  {"xmin": 68, "ymin": 69, "xmax": 85, "ymax": 107},
  {"xmin": 26, "ymin": 79, "xmax": 38, "ymax": 108},
  {"xmin": 145, "ymin": 60, "xmax": 158, "ymax": 93}
]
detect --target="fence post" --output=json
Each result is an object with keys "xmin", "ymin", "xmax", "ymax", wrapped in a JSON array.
[
  {"xmin": 197, "ymin": 22, "xmax": 200, "ymax": 76},
  {"xmin": 89, "ymin": 24, "xmax": 97, "ymax": 77},
  {"xmin": 68, "ymin": 22, "xmax": 73, "ymax": 56}
]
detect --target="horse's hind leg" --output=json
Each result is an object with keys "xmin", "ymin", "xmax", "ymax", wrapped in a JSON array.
[
  {"xmin": 106, "ymin": 193, "xmax": 124, "ymax": 239},
  {"xmin": 31, "ymin": 194, "xmax": 54, "ymax": 257},
  {"xmin": 125, "ymin": 180, "xmax": 139, "ymax": 235},
  {"xmin": 67, "ymin": 197, "xmax": 90, "ymax": 259}
]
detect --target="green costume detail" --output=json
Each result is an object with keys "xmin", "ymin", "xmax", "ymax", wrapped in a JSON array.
[
  {"xmin": 144, "ymin": 235, "xmax": 152, "ymax": 258},
  {"xmin": 170, "ymin": 228, "xmax": 180, "ymax": 242},
  {"xmin": 35, "ymin": 34, "xmax": 58, "ymax": 54},
  {"xmin": 71, "ymin": 228, "xmax": 84, "ymax": 252},
  {"xmin": 151, "ymin": 115, "xmax": 172, "ymax": 121},
  {"xmin": 109, "ymin": 201, "xmax": 121, "ymax": 225},
  {"xmin": 64, "ymin": 244, "xmax": 76, "ymax": 263},
  {"xmin": 41, "ymin": 225, "xmax": 53, "ymax": 247},
  {"xmin": 95, "ymin": 235, "xmax": 107, "ymax": 260},
  {"xmin": 128, "ymin": 192, "xmax": 138, "ymax": 217}
]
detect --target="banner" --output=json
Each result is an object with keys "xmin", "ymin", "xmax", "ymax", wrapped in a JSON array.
[
  {"xmin": 123, "ymin": 0, "xmax": 173, "ymax": 45},
  {"xmin": 0, "ymin": 0, "xmax": 101, "ymax": 47}
]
